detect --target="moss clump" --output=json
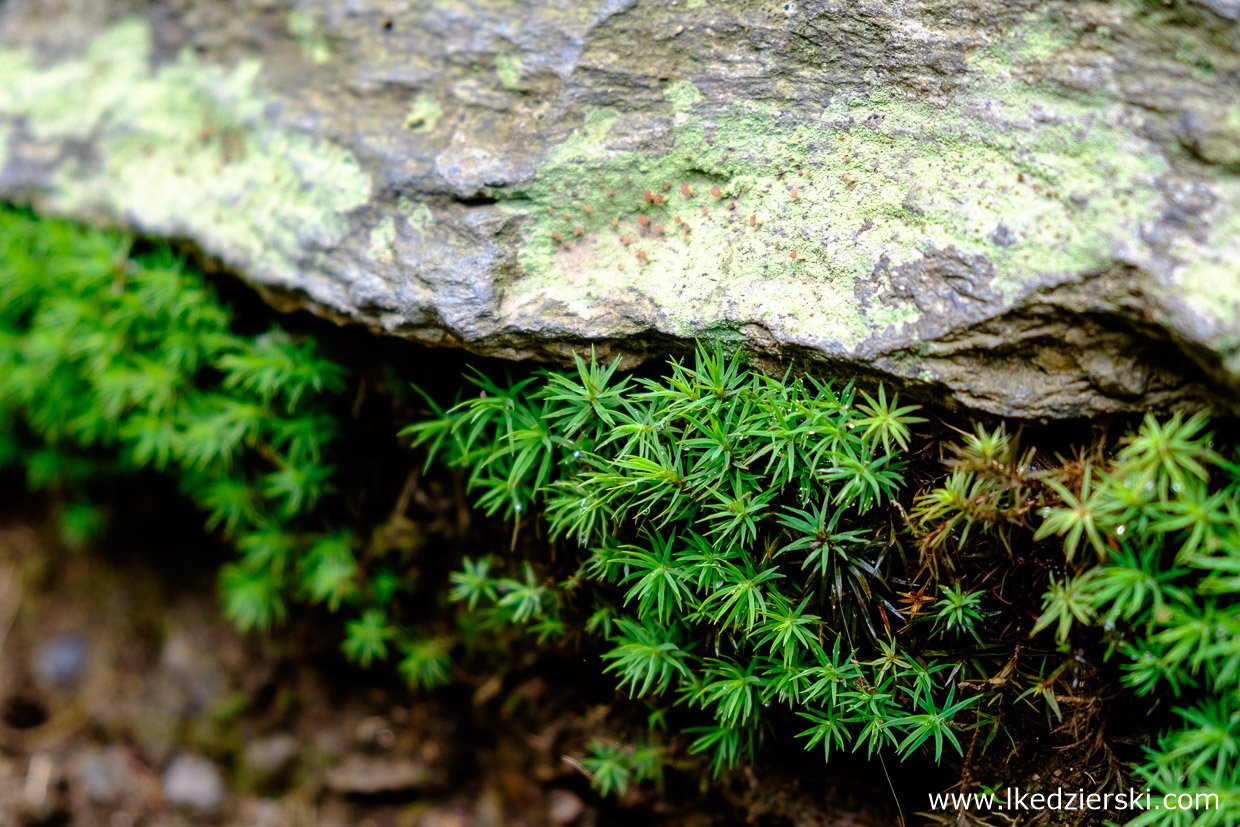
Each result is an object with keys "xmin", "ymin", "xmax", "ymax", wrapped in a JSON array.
[
  {"xmin": 406, "ymin": 352, "xmax": 1240, "ymax": 821},
  {"xmin": 0, "ymin": 207, "xmax": 407, "ymax": 656}
]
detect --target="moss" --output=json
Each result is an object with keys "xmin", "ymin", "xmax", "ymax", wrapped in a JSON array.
[
  {"xmin": 0, "ymin": 20, "xmax": 371, "ymax": 288},
  {"xmin": 503, "ymin": 66, "xmax": 1166, "ymax": 348},
  {"xmin": 406, "ymin": 344, "xmax": 1240, "ymax": 814}
]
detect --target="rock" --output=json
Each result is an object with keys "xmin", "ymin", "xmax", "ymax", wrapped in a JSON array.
[
  {"xmin": 323, "ymin": 755, "xmax": 429, "ymax": 795},
  {"xmin": 23, "ymin": 752, "xmax": 58, "ymax": 814},
  {"xmin": 157, "ymin": 630, "xmax": 224, "ymax": 718},
  {"xmin": 33, "ymin": 634, "xmax": 88, "ymax": 689},
  {"xmin": 242, "ymin": 733, "xmax": 299, "ymax": 782},
  {"xmin": 235, "ymin": 796, "xmax": 284, "ymax": 827},
  {"xmin": 1, "ymin": 2, "xmax": 1239, "ymax": 418},
  {"xmin": 69, "ymin": 747, "xmax": 139, "ymax": 807},
  {"xmin": 161, "ymin": 753, "xmax": 225, "ymax": 813},
  {"xmin": 546, "ymin": 788, "xmax": 585, "ymax": 824}
]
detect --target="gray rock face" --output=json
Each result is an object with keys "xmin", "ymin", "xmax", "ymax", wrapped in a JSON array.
[{"xmin": 1, "ymin": 0, "xmax": 1238, "ymax": 418}]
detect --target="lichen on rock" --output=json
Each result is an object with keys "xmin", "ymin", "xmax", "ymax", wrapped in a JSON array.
[
  {"xmin": 0, "ymin": 19, "xmax": 371, "ymax": 293},
  {"xmin": 1, "ymin": 0, "xmax": 1238, "ymax": 418}
]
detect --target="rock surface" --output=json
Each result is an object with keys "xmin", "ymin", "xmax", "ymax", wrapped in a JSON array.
[{"xmin": 1, "ymin": 0, "xmax": 1238, "ymax": 417}]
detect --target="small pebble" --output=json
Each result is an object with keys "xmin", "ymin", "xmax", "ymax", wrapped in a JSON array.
[
  {"xmin": 547, "ymin": 788, "xmax": 584, "ymax": 824},
  {"xmin": 162, "ymin": 753, "xmax": 225, "ymax": 813},
  {"xmin": 34, "ymin": 634, "xmax": 88, "ymax": 688},
  {"xmin": 243, "ymin": 733, "xmax": 299, "ymax": 780}
]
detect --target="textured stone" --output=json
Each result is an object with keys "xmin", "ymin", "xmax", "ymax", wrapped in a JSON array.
[{"xmin": 1, "ymin": 0, "xmax": 1238, "ymax": 418}]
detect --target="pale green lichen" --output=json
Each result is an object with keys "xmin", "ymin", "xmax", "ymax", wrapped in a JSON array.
[
  {"xmin": 1016, "ymin": 13, "xmax": 1077, "ymax": 61},
  {"xmin": 503, "ymin": 66, "xmax": 1167, "ymax": 349},
  {"xmin": 287, "ymin": 9, "xmax": 332, "ymax": 64},
  {"xmin": 0, "ymin": 22, "xmax": 154, "ymax": 142},
  {"xmin": 368, "ymin": 216, "xmax": 397, "ymax": 263},
  {"xmin": 406, "ymin": 202, "xmax": 434, "ymax": 229},
  {"xmin": 495, "ymin": 54, "xmax": 521, "ymax": 91},
  {"xmin": 1197, "ymin": 104, "xmax": 1240, "ymax": 166},
  {"xmin": 666, "ymin": 81, "xmax": 704, "ymax": 112},
  {"xmin": 1172, "ymin": 178, "xmax": 1240, "ymax": 334},
  {"xmin": 0, "ymin": 20, "xmax": 371, "ymax": 287},
  {"xmin": 396, "ymin": 195, "xmax": 434, "ymax": 229},
  {"xmin": 398, "ymin": 195, "xmax": 434, "ymax": 229},
  {"xmin": 404, "ymin": 93, "xmax": 442, "ymax": 132}
]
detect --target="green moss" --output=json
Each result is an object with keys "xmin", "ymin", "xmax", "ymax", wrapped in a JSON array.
[
  {"xmin": 0, "ymin": 20, "xmax": 371, "ymax": 286},
  {"xmin": 407, "ymin": 346, "xmax": 1240, "ymax": 813},
  {"xmin": 0, "ymin": 207, "xmax": 353, "ymax": 633}
]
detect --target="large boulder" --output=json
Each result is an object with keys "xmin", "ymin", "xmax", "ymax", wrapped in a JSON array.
[{"xmin": 1, "ymin": 0, "xmax": 1238, "ymax": 418}]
